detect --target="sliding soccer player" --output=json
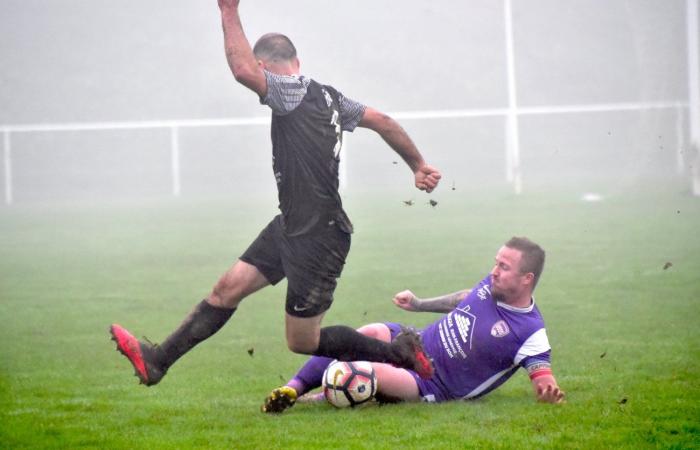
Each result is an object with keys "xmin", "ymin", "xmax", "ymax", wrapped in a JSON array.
[{"xmin": 263, "ymin": 237, "xmax": 564, "ymax": 412}]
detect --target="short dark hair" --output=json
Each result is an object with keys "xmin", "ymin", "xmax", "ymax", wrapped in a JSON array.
[
  {"xmin": 253, "ymin": 33, "xmax": 297, "ymax": 62},
  {"xmin": 505, "ymin": 237, "xmax": 545, "ymax": 289}
]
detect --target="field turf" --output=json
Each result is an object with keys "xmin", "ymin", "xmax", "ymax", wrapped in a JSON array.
[{"xmin": 1, "ymin": 186, "xmax": 698, "ymax": 449}]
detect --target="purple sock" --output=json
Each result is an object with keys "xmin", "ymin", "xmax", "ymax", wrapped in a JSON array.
[{"xmin": 287, "ymin": 355, "xmax": 333, "ymax": 396}]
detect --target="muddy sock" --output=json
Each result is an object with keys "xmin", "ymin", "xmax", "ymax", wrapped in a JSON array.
[
  {"xmin": 314, "ymin": 325, "xmax": 398, "ymax": 364},
  {"xmin": 157, "ymin": 300, "xmax": 235, "ymax": 368}
]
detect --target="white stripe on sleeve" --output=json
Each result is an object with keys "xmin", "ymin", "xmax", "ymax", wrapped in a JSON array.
[{"xmin": 513, "ymin": 328, "xmax": 551, "ymax": 365}]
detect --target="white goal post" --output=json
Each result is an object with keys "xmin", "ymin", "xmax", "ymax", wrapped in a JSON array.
[{"xmin": 687, "ymin": 0, "xmax": 700, "ymax": 196}]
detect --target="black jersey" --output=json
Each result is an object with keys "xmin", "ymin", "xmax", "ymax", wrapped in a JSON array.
[{"xmin": 270, "ymin": 80, "xmax": 353, "ymax": 236}]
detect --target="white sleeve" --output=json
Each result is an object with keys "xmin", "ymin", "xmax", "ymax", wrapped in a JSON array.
[{"xmin": 513, "ymin": 328, "xmax": 551, "ymax": 365}]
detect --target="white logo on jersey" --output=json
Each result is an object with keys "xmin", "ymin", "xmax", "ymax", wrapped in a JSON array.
[
  {"xmin": 491, "ymin": 320, "xmax": 510, "ymax": 338},
  {"xmin": 477, "ymin": 284, "xmax": 491, "ymax": 301},
  {"xmin": 455, "ymin": 313, "xmax": 473, "ymax": 348},
  {"xmin": 322, "ymin": 89, "xmax": 333, "ymax": 107},
  {"xmin": 439, "ymin": 305, "xmax": 476, "ymax": 359},
  {"xmin": 330, "ymin": 109, "xmax": 342, "ymax": 158}
]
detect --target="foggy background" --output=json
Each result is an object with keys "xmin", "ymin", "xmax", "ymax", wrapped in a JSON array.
[{"xmin": 0, "ymin": 0, "xmax": 697, "ymax": 203}]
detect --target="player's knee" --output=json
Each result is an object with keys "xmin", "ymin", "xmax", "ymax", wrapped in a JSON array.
[
  {"xmin": 286, "ymin": 337, "xmax": 317, "ymax": 355},
  {"xmin": 357, "ymin": 323, "xmax": 391, "ymax": 342},
  {"xmin": 210, "ymin": 278, "xmax": 243, "ymax": 308}
]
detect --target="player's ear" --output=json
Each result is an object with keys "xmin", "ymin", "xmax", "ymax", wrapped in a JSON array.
[{"xmin": 523, "ymin": 272, "xmax": 535, "ymax": 287}]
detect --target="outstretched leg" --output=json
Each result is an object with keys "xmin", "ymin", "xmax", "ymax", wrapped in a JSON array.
[
  {"xmin": 312, "ymin": 324, "xmax": 433, "ymax": 379},
  {"xmin": 282, "ymin": 311, "xmax": 433, "ymax": 381},
  {"xmin": 110, "ymin": 260, "xmax": 269, "ymax": 386},
  {"xmin": 109, "ymin": 299, "xmax": 234, "ymax": 386}
]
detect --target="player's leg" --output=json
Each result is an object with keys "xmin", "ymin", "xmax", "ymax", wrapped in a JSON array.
[
  {"xmin": 260, "ymin": 313, "xmax": 324, "ymax": 413},
  {"xmin": 287, "ymin": 322, "xmax": 392, "ymax": 391},
  {"xmin": 281, "ymin": 225, "xmax": 433, "ymax": 378},
  {"xmin": 372, "ymin": 363, "xmax": 421, "ymax": 401},
  {"xmin": 110, "ymin": 260, "xmax": 269, "ymax": 386},
  {"xmin": 262, "ymin": 323, "xmax": 391, "ymax": 413},
  {"xmin": 283, "ymin": 270, "xmax": 406, "ymax": 365},
  {"xmin": 313, "ymin": 322, "xmax": 433, "ymax": 379},
  {"xmin": 366, "ymin": 322, "xmax": 420, "ymax": 402},
  {"xmin": 155, "ymin": 259, "xmax": 270, "ymax": 366},
  {"xmin": 111, "ymin": 217, "xmax": 285, "ymax": 386},
  {"xmin": 363, "ymin": 323, "xmax": 421, "ymax": 401}
]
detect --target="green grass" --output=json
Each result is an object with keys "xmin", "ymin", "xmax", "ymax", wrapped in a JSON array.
[{"xmin": 1, "ymin": 185, "xmax": 699, "ymax": 449}]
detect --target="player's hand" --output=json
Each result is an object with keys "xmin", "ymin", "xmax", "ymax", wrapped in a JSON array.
[
  {"xmin": 218, "ymin": 0, "xmax": 240, "ymax": 9},
  {"xmin": 536, "ymin": 384, "xmax": 565, "ymax": 404},
  {"xmin": 414, "ymin": 164, "xmax": 441, "ymax": 193},
  {"xmin": 393, "ymin": 290, "xmax": 421, "ymax": 312}
]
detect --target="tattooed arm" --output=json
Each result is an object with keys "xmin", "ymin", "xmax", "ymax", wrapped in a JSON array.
[{"xmin": 392, "ymin": 289, "xmax": 471, "ymax": 314}]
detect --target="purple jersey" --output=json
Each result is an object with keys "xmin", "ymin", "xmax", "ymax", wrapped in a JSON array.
[{"xmin": 416, "ymin": 275, "xmax": 551, "ymax": 401}]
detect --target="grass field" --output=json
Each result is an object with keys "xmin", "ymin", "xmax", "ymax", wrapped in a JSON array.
[{"xmin": 1, "ymin": 185, "xmax": 699, "ymax": 449}]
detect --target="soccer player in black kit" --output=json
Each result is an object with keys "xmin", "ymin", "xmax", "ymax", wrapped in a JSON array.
[{"xmin": 110, "ymin": 0, "xmax": 442, "ymax": 412}]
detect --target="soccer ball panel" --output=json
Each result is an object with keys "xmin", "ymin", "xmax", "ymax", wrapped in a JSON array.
[{"xmin": 322, "ymin": 360, "xmax": 377, "ymax": 408}]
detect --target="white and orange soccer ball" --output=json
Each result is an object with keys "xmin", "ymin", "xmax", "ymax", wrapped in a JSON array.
[{"xmin": 322, "ymin": 360, "xmax": 377, "ymax": 408}]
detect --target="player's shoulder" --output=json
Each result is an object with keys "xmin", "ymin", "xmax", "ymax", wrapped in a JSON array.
[
  {"xmin": 497, "ymin": 298, "xmax": 547, "ymax": 341},
  {"xmin": 310, "ymin": 80, "xmax": 343, "ymax": 103},
  {"xmin": 472, "ymin": 274, "xmax": 493, "ymax": 299},
  {"xmin": 453, "ymin": 275, "xmax": 493, "ymax": 308},
  {"xmin": 318, "ymin": 81, "xmax": 340, "ymax": 95}
]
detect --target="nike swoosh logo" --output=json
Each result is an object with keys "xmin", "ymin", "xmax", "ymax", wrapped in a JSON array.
[{"xmin": 293, "ymin": 304, "xmax": 312, "ymax": 312}]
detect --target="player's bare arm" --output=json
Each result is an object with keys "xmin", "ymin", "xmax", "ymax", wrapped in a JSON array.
[
  {"xmin": 218, "ymin": 0, "xmax": 267, "ymax": 96},
  {"xmin": 528, "ymin": 367, "xmax": 565, "ymax": 404},
  {"xmin": 393, "ymin": 289, "xmax": 471, "ymax": 313},
  {"xmin": 358, "ymin": 107, "xmax": 441, "ymax": 193}
]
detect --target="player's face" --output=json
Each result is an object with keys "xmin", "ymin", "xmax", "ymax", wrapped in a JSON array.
[{"xmin": 490, "ymin": 246, "xmax": 529, "ymax": 302}]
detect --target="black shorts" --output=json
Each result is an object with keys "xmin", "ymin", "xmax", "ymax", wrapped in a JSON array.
[{"xmin": 240, "ymin": 215, "xmax": 351, "ymax": 318}]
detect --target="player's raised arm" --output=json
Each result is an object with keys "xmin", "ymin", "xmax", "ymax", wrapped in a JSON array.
[
  {"xmin": 393, "ymin": 289, "xmax": 470, "ymax": 313},
  {"xmin": 218, "ymin": 0, "xmax": 267, "ymax": 96},
  {"xmin": 358, "ymin": 107, "xmax": 441, "ymax": 193}
]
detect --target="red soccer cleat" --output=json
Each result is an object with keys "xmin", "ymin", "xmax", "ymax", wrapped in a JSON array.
[
  {"xmin": 412, "ymin": 346, "xmax": 434, "ymax": 380},
  {"xmin": 392, "ymin": 329, "xmax": 434, "ymax": 380},
  {"xmin": 109, "ymin": 324, "xmax": 166, "ymax": 386}
]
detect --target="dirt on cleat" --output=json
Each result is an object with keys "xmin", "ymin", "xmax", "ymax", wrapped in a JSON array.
[{"xmin": 261, "ymin": 387, "xmax": 298, "ymax": 414}]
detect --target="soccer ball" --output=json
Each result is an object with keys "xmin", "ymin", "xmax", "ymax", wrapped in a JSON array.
[{"xmin": 322, "ymin": 360, "xmax": 377, "ymax": 408}]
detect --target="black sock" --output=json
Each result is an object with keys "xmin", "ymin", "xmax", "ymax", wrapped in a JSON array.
[
  {"xmin": 314, "ymin": 325, "xmax": 399, "ymax": 364},
  {"xmin": 156, "ymin": 300, "xmax": 235, "ymax": 369}
]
